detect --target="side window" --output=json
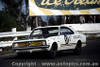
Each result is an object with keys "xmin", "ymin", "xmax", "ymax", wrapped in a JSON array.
[{"xmin": 60, "ymin": 27, "xmax": 74, "ymax": 35}]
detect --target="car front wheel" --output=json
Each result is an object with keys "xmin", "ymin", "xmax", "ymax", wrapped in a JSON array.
[
  {"xmin": 49, "ymin": 44, "xmax": 57, "ymax": 58},
  {"xmin": 74, "ymin": 41, "xmax": 82, "ymax": 55}
]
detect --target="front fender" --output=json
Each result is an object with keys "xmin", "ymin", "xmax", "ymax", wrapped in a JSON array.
[{"xmin": 46, "ymin": 37, "xmax": 59, "ymax": 51}]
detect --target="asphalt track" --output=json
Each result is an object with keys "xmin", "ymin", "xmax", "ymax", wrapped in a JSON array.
[{"xmin": 0, "ymin": 38, "xmax": 100, "ymax": 67}]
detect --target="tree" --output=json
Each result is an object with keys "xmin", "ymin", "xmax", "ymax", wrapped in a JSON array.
[
  {"xmin": 0, "ymin": 11, "xmax": 24, "ymax": 32},
  {"xmin": 48, "ymin": 16, "xmax": 56, "ymax": 25},
  {"xmin": 0, "ymin": 0, "xmax": 23, "ymax": 18},
  {"xmin": 0, "ymin": 0, "xmax": 24, "ymax": 31},
  {"xmin": 56, "ymin": 16, "xmax": 63, "ymax": 25}
]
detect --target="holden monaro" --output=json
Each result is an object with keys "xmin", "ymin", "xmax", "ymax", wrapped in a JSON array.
[{"xmin": 12, "ymin": 25, "xmax": 86, "ymax": 58}]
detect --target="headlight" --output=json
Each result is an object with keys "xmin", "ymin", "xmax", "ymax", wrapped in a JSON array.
[
  {"xmin": 13, "ymin": 43, "xmax": 19, "ymax": 48},
  {"xmin": 42, "ymin": 41, "xmax": 46, "ymax": 45}
]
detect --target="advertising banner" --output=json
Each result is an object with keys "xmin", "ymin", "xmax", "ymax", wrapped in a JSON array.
[{"xmin": 29, "ymin": 0, "xmax": 100, "ymax": 16}]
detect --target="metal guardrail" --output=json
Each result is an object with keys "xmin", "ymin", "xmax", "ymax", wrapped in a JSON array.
[
  {"xmin": 0, "ymin": 31, "xmax": 31, "ymax": 38},
  {"xmin": 0, "ymin": 28, "xmax": 32, "ymax": 49},
  {"xmin": 0, "ymin": 41, "xmax": 13, "ymax": 47},
  {"xmin": 78, "ymin": 31, "xmax": 100, "ymax": 34},
  {"xmin": 0, "ymin": 31, "xmax": 31, "ymax": 48}
]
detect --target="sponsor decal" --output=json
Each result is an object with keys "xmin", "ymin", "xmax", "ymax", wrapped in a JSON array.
[
  {"xmin": 73, "ymin": 35, "xmax": 81, "ymax": 39},
  {"xmin": 64, "ymin": 35, "xmax": 69, "ymax": 44}
]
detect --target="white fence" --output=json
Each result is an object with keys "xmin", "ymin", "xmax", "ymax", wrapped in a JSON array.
[
  {"xmin": 63, "ymin": 23, "xmax": 100, "ymax": 32},
  {"xmin": 0, "ymin": 31, "xmax": 31, "ymax": 38},
  {"xmin": 0, "ymin": 23, "xmax": 100, "ymax": 48},
  {"xmin": 0, "ymin": 28, "xmax": 31, "ymax": 48},
  {"xmin": 63, "ymin": 23, "xmax": 100, "ymax": 37}
]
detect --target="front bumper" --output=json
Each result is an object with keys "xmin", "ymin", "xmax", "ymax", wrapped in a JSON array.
[{"xmin": 12, "ymin": 45, "xmax": 50, "ymax": 50}]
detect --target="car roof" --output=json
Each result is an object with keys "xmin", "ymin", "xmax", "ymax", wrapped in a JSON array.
[
  {"xmin": 36, "ymin": 25, "xmax": 60, "ymax": 29},
  {"xmin": 61, "ymin": 24, "xmax": 77, "ymax": 33},
  {"xmin": 36, "ymin": 25, "xmax": 72, "ymax": 28},
  {"xmin": 34, "ymin": 25, "xmax": 77, "ymax": 33}
]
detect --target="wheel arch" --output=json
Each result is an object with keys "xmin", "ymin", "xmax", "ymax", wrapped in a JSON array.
[
  {"xmin": 76, "ymin": 40, "xmax": 82, "ymax": 48},
  {"xmin": 51, "ymin": 42, "xmax": 58, "ymax": 51}
]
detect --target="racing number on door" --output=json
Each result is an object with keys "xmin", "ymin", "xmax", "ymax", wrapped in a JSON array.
[{"xmin": 64, "ymin": 35, "xmax": 69, "ymax": 44}]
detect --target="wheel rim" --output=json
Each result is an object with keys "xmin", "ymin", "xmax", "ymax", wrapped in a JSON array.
[
  {"xmin": 50, "ymin": 45, "xmax": 57, "ymax": 58},
  {"xmin": 74, "ymin": 42, "xmax": 82, "ymax": 55}
]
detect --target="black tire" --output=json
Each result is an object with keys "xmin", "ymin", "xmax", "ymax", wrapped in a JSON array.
[
  {"xmin": 49, "ymin": 44, "xmax": 57, "ymax": 59},
  {"xmin": 17, "ymin": 53, "xmax": 23, "ymax": 57},
  {"xmin": 17, "ymin": 53, "xmax": 29, "ymax": 57},
  {"xmin": 74, "ymin": 41, "xmax": 82, "ymax": 55}
]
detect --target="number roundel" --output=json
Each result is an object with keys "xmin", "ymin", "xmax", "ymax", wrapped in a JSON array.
[{"xmin": 64, "ymin": 35, "xmax": 69, "ymax": 44}]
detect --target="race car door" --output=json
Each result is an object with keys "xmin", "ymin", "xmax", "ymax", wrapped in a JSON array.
[{"xmin": 59, "ymin": 26, "xmax": 74, "ymax": 50}]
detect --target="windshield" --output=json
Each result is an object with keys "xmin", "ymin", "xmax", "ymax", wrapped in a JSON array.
[{"xmin": 29, "ymin": 27, "xmax": 59, "ymax": 38}]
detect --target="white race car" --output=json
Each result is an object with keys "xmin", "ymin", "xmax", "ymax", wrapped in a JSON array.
[{"xmin": 12, "ymin": 25, "xmax": 86, "ymax": 58}]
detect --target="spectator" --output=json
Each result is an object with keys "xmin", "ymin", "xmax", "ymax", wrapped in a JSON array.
[
  {"xmin": 96, "ymin": 15, "xmax": 100, "ymax": 23},
  {"xmin": 88, "ymin": 15, "xmax": 94, "ymax": 23},
  {"xmin": 80, "ymin": 15, "xmax": 85, "ymax": 24},
  {"xmin": 66, "ymin": 16, "xmax": 71, "ymax": 24}
]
